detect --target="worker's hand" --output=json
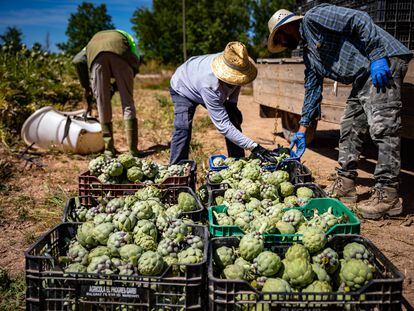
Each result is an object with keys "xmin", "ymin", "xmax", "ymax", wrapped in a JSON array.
[
  {"xmin": 371, "ymin": 57, "xmax": 392, "ymax": 88},
  {"xmin": 251, "ymin": 144, "xmax": 277, "ymax": 163},
  {"xmin": 290, "ymin": 132, "xmax": 306, "ymax": 158}
]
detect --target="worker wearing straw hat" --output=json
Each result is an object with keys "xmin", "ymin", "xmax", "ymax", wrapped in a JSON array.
[
  {"xmin": 267, "ymin": 5, "xmax": 412, "ymax": 219},
  {"xmin": 169, "ymin": 41, "xmax": 276, "ymax": 164}
]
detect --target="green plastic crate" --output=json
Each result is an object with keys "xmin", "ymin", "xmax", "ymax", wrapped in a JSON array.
[{"xmin": 208, "ymin": 197, "xmax": 360, "ymax": 239}]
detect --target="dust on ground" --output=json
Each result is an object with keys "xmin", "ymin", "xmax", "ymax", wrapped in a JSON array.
[{"xmin": 0, "ymin": 87, "xmax": 413, "ymax": 306}]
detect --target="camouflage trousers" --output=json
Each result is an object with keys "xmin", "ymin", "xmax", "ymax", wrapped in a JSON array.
[{"xmin": 337, "ymin": 56, "xmax": 410, "ymax": 188}]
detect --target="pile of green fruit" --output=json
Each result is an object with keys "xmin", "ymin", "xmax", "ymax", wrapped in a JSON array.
[
  {"xmin": 214, "ymin": 232, "xmax": 375, "ymax": 301},
  {"xmin": 88, "ymin": 154, "xmax": 191, "ymax": 184},
  {"xmin": 61, "ymin": 187, "xmax": 205, "ymax": 276},
  {"xmin": 69, "ymin": 186, "xmax": 201, "ymax": 222}
]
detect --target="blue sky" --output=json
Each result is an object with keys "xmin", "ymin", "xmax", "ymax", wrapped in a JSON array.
[{"xmin": 0, "ymin": 0, "xmax": 152, "ymax": 52}]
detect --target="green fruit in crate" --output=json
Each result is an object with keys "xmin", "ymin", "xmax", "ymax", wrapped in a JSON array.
[
  {"xmin": 178, "ymin": 247, "xmax": 204, "ymax": 265},
  {"xmin": 119, "ymin": 244, "xmax": 143, "ymax": 265},
  {"xmin": 321, "ymin": 208, "xmax": 341, "ymax": 228},
  {"xmin": 274, "ymin": 170, "xmax": 290, "ymax": 184},
  {"xmin": 133, "ymin": 219, "xmax": 158, "ymax": 240},
  {"xmin": 209, "ymin": 171, "xmax": 223, "ymax": 183},
  {"xmin": 223, "ymin": 264, "xmax": 246, "ymax": 280},
  {"xmin": 250, "ymin": 217, "xmax": 270, "ymax": 233},
  {"xmin": 260, "ymin": 184, "xmax": 279, "ymax": 200},
  {"xmin": 214, "ymin": 211, "xmax": 234, "ymax": 226},
  {"xmin": 135, "ymin": 186, "xmax": 162, "ymax": 201},
  {"xmin": 220, "ymin": 168, "xmax": 233, "ymax": 180},
  {"xmin": 164, "ymin": 255, "xmax": 178, "ymax": 266},
  {"xmin": 162, "ymin": 219, "xmax": 188, "ymax": 242},
  {"xmin": 165, "ymin": 204, "xmax": 181, "ymax": 218},
  {"xmin": 312, "ymin": 247, "xmax": 339, "ymax": 274},
  {"xmin": 227, "ymin": 202, "xmax": 246, "ymax": 217},
  {"xmin": 275, "ymin": 220, "xmax": 295, "ymax": 234},
  {"xmin": 167, "ymin": 163, "xmax": 187, "ymax": 176},
  {"xmin": 111, "ymin": 257, "xmax": 124, "ymax": 270},
  {"xmin": 65, "ymin": 263, "xmax": 87, "ymax": 274},
  {"xmin": 88, "ymin": 246, "xmax": 111, "ymax": 263},
  {"xmin": 67, "ymin": 241, "xmax": 89, "ymax": 265},
  {"xmin": 239, "ymin": 179, "xmax": 261, "ymax": 199},
  {"xmin": 285, "ymin": 244, "xmax": 310, "ymax": 262},
  {"xmin": 138, "ymin": 251, "xmax": 165, "ymax": 275},
  {"xmin": 241, "ymin": 164, "xmax": 260, "ymax": 181},
  {"xmin": 339, "ymin": 259, "xmax": 373, "ymax": 290},
  {"xmin": 239, "ymin": 231, "xmax": 265, "ymax": 261},
  {"xmin": 283, "ymin": 195, "xmax": 298, "ymax": 207},
  {"xmin": 343, "ymin": 242, "xmax": 370, "ymax": 261},
  {"xmin": 118, "ymin": 262, "xmax": 135, "ymax": 276},
  {"xmin": 281, "ymin": 209, "xmax": 305, "ymax": 227},
  {"xmin": 87, "ymin": 255, "xmax": 114, "ymax": 274},
  {"xmin": 127, "ymin": 166, "xmax": 144, "ymax": 182},
  {"xmin": 118, "ymin": 153, "xmax": 137, "ymax": 169},
  {"xmin": 224, "ymin": 188, "xmax": 236, "ymax": 202},
  {"xmin": 157, "ymin": 239, "xmax": 180, "ymax": 257},
  {"xmin": 147, "ymin": 199, "xmax": 165, "ymax": 218},
  {"xmin": 132, "ymin": 201, "xmax": 154, "ymax": 220},
  {"xmin": 71, "ymin": 205, "xmax": 88, "ymax": 222},
  {"xmin": 89, "ymin": 155, "xmax": 107, "ymax": 176},
  {"xmin": 224, "ymin": 157, "xmax": 236, "ymax": 166},
  {"xmin": 234, "ymin": 212, "xmax": 254, "ymax": 232},
  {"xmin": 103, "ymin": 159, "xmax": 123, "ymax": 177},
  {"xmin": 107, "ymin": 231, "xmax": 132, "ymax": 256},
  {"xmin": 177, "ymin": 192, "xmax": 196, "ymax": 212},
  {"xmin": 76, "ymin": 222, "xmax": 98, "ymax": 249},
  {"xmin": 214, "ymin": 246, "xmax": 235, "ymax": 269},
  {"xmin": 97, "ymin": 173, "xmax": 117, "ymax": 184},
  {"xmin": 262, "ymin": 277, "xmax": 292, "ymax": 295},
  {"xmin": 280, "ymin": 181, "xmax": 294, "ymax": 197},
  {"xmin": 141, "ymin": 160, "xmax": 159, "ymax": 179},
  {"xmin": 282, "ymin": 257, "xmax": 314, "ymax": 287},
  {"xmin": 254, "ymin": 251, "xmax": 282, "ymax": 277},
  {"xmin": 133, "ymin": 233, "xmax": 157, "ymax": 251},
  {"xmin": 185, "ymin": 235, "xmax": 203, "ymax": 250},
  {"xmin": 113, "ymin": 210, "xmax": 137, "ymax": 231},
  {"xmin": 93, "ymin": 213, "xmax": 114, "ymax": 225},
  {"xmin": 232, "ymin": 189, "xmax": 250, "ymax": 203},
  {"xmin": 302, "ymin": 227, "xmax": 327, "ymax": 254},
  {"xmin": 104, "ymin": 197, "xmax": 125, "ymax": 214},
  {"xmin": 302, "ymin": 280, "xmax": 332, "ymax": 301},
  {"xmin": 311, "ymin": 263, "xmax": 331, "ymax": 282},
  {"xmin": 296, "ymin": 186, "xmax": 314, "ymax": 205},
  {"xmin": 229, "ymin": 160, "xmax": 245, "ymax": 174},
  {"xmin": 92, "ymin": 222, "xmax": 115, "ymax": 245}
]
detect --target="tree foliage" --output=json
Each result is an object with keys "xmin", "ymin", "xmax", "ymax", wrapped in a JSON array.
[
  {"xmin": 131, "ymin": 0, "xmax": 251, "ymax": 65},
  {"xmin": 0, "ymin": 26, "xmax": 23, "ymax": 53},
  {"xmin": 57, "ymin": 2, "xmax": 115, "ymax": 55}
]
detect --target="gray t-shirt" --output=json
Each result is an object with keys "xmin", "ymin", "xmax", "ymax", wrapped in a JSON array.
[{"xmin": 170, "ymin": 53, "xmax": 257, "ymax": 150}]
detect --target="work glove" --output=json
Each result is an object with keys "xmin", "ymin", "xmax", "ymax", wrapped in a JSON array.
[
  {"xmin": 290, "ymin": 132, "xmax": 306, "ymax": 158},
  {"xmin": 370, "ymin": 57, "xmax": 392, "ymax": 89},
  {"xmin": 251, "ymin": 144, "xmax": 277, "ymax": 163}
]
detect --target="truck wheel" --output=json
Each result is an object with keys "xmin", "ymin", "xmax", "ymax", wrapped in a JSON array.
[{"xmin": 280, "ymin": 111, "xmax": 317, "ymax": 145}]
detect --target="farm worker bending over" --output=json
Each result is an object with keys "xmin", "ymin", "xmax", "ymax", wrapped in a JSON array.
[
  {"xmin": 169, "ymin": 41, "xmax": 275, "ymax": 164},
  {"xmin": 73, "ymin": 29, "xmax": 140, "ymax": 157},
  {"xmin": 267, "ymin": 6, "xmax": 412, "ymax": 218}
]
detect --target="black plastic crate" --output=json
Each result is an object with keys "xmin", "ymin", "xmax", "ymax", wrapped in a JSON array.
[
  {"xmin": 79, "ymin": 160, "xmax": 197, "ymax": 198},
  {"xmin": 63, "ymin": 186, "xmax": 206, "ymax": 223},
  {"xmin": 207, "ymin": 182, "xmax": 327, "ymax": 208},
  {"xmin": 206, "ymin": 160, "xmax": 312, "ymax": 193},
  {"xmin": 25, "ymin": 223, "xmax": 209, "ymax": 310},
  {"xmin": 208, "ymin": 235, "xmax": 404, "ymax": 310}
]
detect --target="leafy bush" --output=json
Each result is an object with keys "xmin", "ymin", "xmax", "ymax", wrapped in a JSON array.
[{"xmin": 0, "ymin": 45, "xmax": 82, "ymax": 144}]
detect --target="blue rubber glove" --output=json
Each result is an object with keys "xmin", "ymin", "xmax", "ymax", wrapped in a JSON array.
[
  {"xmin": 290, "ymin": 132, "xmax": 306, "ymax": 158},
  {"xmin": 371, "ymin": 57, "xmax": 392, "ymax": 88}
]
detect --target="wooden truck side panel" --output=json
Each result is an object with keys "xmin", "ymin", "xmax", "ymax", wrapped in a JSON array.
[{"xmin": 253, "ymin": 59, "xmax": 414, "ymax": 138}]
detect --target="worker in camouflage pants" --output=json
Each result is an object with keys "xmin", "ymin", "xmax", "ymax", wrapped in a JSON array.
[{"xmin": 267, "ymin": 5, "xmax": 412, "ymax": 219}]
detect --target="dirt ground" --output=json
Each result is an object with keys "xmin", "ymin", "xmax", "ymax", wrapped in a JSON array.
[{"xmin": 0, "ymin": 87, "xmax": 413, "ymax": 307}]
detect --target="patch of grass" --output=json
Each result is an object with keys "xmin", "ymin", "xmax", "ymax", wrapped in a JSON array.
[
  {"xmin": 0, "ymin": 274, "xmax": 25, "ymax": 311},
  {"xmin": 141, "ymin": 78, "xmax": 170, "ymax": 90},
  {"xmin": 23, "ymin": 231, "xmax": 37, "ymax": 245},
  {"xmin": 193, "ymin": 115, "xmax": 214, "ymax": 133}
]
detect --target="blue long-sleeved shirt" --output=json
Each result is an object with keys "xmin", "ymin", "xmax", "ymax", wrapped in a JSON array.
[
  {"xmin": 170, "ymin": 53, "xmax": 257, "ymax": 150},
  {"xmin": 299, "ymin": 4, "xmax": 412, "ymax": 126}
]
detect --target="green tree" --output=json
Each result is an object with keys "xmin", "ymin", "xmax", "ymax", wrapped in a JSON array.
[
  {"xmin": 250, "ymin": 0, "xmax": 295, "ymax": 58},
  {"xmin": 57, "ymin": 2, "xmax": 114, "ymax": 55},
  {"xmin": 0, "ymin": 26, "xmax": 23, "ymax": 53},
  {"xmin": 131, "ymin": 0, "xmax": 251, "ymax": 65}
]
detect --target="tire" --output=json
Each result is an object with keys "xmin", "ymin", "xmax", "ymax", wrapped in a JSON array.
[{"xmin": 280, "ymin": 111, "xmax": 317, "ymax": 145}]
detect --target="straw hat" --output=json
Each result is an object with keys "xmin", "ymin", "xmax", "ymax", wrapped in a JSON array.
[
  {"xmin": 211, "ymin": 42, "xmax": 257, "ymax": 86},
  {"xmin": 267, "ymin": 9, "xmax": 303, "ymax": 53}
]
